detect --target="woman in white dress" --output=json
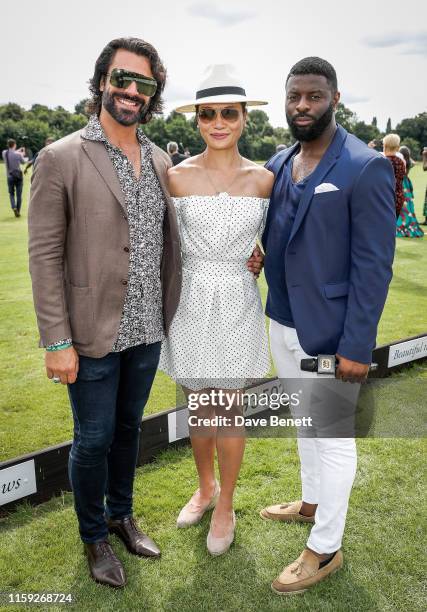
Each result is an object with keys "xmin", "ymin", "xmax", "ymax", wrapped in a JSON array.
[{"xmin": 159, "ymin": 65, "xmax": 274, "ymax": 555}]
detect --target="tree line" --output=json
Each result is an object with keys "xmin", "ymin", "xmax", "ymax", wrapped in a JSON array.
[
  {"xmin": 0, "ymin": 103, "xmax": 87, "ymax": 158},
  {"xmin": 334, "ymin": 105, "xmax": 426, "ymax": 160},
  {"xmin": 1, "ymin": 100, "xmax": 426, "ymax": 161}
]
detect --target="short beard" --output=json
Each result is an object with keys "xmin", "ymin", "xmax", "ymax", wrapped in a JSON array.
[
  {"xmin": 287, "ymin": 102, "xmax": 335, "ymax": 142},
  {"xmin": 102, "ymin": 89, "xmax": 149, "ymax": 126}
]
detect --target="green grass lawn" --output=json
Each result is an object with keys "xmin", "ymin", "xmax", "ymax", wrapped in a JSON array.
[
  {"xmin": 0, "ymin": 161, "xmax": 426, "ymax": 612},
  {"xmin": 0, "ymin": 435, "xmax": 426, "ymax": 611},
  {"xmin": 1, "ymin": 162, "xmax": 426, "ymax": 461}
]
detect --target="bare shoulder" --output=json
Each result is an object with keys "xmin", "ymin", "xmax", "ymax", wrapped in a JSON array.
[
  {"xmin": 242, "ymin": 158, "xmax": 275, "ymax": 198},
  {"xmin": 167, "ymin": 155, "xmax": 204, "ymax": 197}
]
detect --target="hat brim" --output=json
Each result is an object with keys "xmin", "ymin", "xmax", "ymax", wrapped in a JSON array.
[{"xmin": 175, "ymin": 94, "xmax": 268, "ymax": 113}]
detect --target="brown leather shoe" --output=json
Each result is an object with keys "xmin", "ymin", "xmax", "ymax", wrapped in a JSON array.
[
  {"xmin": 84, "ymin": 541, "xmax": 126, "ymax": 588},
  {"xmin": 108, "ymin": 516, "xmax": 161, "ymax": 558},
  {"xmin": 271, "ymin": 548, "xmax": 343, "ymax": 595}
]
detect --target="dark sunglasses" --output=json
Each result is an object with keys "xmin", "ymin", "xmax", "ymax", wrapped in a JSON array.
[
  {"xmin": 108, "ymin": 68, "xmax": 158, "ymax": 97},
  {"xmin": 197, "ymin": 107, "xmax": 241, "ymax": 123}
]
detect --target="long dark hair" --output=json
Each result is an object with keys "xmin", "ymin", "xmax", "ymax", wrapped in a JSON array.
[
  {"xmin": 86, "ymin": 37, "xmax": 166, "ymax": 124},
  {"xmin": 399, "ymin": 146, "xmax": 413, "ymax": 174}
]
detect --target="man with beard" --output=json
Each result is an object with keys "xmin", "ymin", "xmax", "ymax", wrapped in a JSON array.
[
  {"xmin": 28, "ymin": 38, "xmax": 181, "ymax": 588},
  {"xmin": 260, "ymin": 57, "xmax": 396, "ymax": 594}
]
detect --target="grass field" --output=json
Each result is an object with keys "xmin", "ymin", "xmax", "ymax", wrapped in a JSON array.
[
  {"xmin": 0, "ymin": 160, "xmax": 426, "ymax": 612},
  {"xmin": 1, "ymin": 162, "xmax": 426, "ymax": 461}
]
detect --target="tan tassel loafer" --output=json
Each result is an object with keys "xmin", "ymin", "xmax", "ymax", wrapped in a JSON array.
[
  {"xmin": 271, "ymin": 548, "xmax": 343, "ymax": 595},
  {"xmin": 177, "ymin": 480, "xmax": 220, "ymax": 528},
  {"xmin": 260, "ymin": 500, "xmax": 315, "ymax": 523}
]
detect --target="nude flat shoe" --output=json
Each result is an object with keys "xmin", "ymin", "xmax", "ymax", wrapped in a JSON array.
[
  {"xmin": 176, "ymin": 481, "xmax": 220, "ymax": 528},
  {"xmin": 206, "ymin": 510, "xmax": 236, "ymax": 556}
]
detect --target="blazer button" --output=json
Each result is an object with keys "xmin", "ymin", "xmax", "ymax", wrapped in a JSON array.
[
  {"xmin": 123, "ymin": 246, "xmax": 129, "ymax": 253},
  {"xmin": 121, "ymin": 279, "xmax": 128, "ymax": 285}
]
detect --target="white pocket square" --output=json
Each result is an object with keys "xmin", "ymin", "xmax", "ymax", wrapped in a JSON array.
[{"xmin": 314, "ymin": 183, "xmax": 340, "ymax": 194}]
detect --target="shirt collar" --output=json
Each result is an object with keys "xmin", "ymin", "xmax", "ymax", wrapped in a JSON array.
[{"xmin": 82, "ymin": 114, "xmax": 152, "ymax": 152}]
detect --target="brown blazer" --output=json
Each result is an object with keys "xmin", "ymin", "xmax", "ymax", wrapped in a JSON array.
[{"xmin": 28, "ymin": 128, "xmax": 182, "ymax": 357}]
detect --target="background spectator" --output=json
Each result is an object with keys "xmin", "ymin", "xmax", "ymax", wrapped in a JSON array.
[
  {"xmin": 396, "ymin": 146, "xmax": 424, "ymax": 237},
  {"xmin": 422, "ymin": 146, "xmax": 427, "ymax": 225},
  {"xmin": 167, "ymin": 141, "xmax": 188, "ymax": 166},
  {"xmin": 24, "ymin": 136, "xmax": 55, "ymax": 175},
  {"xmin": 383, "ymin": 133, "xmax": 405, "ymax": 218},
  {"xmin": 368, "ymin": 138, "xmax": 383, "ymax": 152},
  {"xmin": 2, "ymin": 138, "xmax": 25, "ymax": 217}
]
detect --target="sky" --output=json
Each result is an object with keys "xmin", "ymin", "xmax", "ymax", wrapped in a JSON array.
[{"xmin": 2, "ymin": 0, "xmax": 426, "ymax": 131}]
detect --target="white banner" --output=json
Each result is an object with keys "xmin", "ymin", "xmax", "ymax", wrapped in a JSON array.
[
  {"xmin": 387, "ymin": 336, "xmax": 427, "ymax": 368},
  {"xmin": 168, "ymin": 408, "xmax": 189, "ymax": 443},
  {"xmin": 0, "ymin": 459, "xmax": 37, "ymax": 506}
]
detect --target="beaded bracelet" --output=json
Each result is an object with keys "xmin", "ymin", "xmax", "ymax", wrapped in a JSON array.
[{"xmin": 46, "ymin": 340, "xmax": 73, "ymax": 352}]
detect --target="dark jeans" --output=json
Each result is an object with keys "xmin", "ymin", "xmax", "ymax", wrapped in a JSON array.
[
  {"xmin": 67, "ymin": 341, "xmax": 161, "ymax": 543},
  {"xmin": 7, "ymin": 176, "xmax": 23, "ymax": 212}
]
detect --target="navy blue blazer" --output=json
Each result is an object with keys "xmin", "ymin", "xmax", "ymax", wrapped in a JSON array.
[{"xmin": 262, "ymin": 124, "xmax": 396, "ymax": 364}]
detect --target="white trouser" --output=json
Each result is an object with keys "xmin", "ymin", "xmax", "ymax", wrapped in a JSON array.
[{"xmin": 269, "ymin": 319, "xmax": 358, "ymax": 554}]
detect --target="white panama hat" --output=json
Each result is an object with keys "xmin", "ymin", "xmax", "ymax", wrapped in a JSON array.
[{"xmin": 175, "ymin": 64, "xmax": 268, "ymax": 113}]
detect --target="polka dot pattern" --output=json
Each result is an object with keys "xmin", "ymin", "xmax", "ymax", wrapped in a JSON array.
[{"xmin": 159, "ymin": 192, "xmax": 270, "ymax": 390}]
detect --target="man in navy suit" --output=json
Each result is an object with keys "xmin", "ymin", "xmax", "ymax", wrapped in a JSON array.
[{"xmin": 260, "ymin": 57, "xmax": 396, "ymax": 594}]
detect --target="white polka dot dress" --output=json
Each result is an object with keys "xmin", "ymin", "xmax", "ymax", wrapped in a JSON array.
[{"xmin": 159, "ymin": 192, "xmax": 270, "ymax": 391}]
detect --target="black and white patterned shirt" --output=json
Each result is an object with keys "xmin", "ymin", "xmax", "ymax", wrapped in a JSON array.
[{"xmin": 82, "ymin": 114, "xmax": 166, "ymax": 351}]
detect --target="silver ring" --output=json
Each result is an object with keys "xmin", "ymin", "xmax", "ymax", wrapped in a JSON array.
[{"xmin": 52, "ymin": 376, "xmax": 61, "ymax": 384}]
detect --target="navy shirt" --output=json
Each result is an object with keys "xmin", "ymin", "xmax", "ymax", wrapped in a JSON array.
[{"xmin": 264, "ymin": 154, "xmax": 310, "ymax": 328}]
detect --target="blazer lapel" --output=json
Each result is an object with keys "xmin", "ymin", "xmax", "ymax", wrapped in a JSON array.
[
  {"xmin": 289, "ymin": 125, "xmax": 348, "ymax": 242},
  {"xmin": 269, "ymin": 143, "xmax": 299, "ymax": 176},
  {"xmin": 151, "ymin": 147, "xmax": 180, "ymax": 240},
  {"xmin": 81, "ymin": 137, "xmax": 127, "ymax": 214},
  {"xmin": 282, "ymin": 142, "xmax": 300, "ymax": 164}
]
